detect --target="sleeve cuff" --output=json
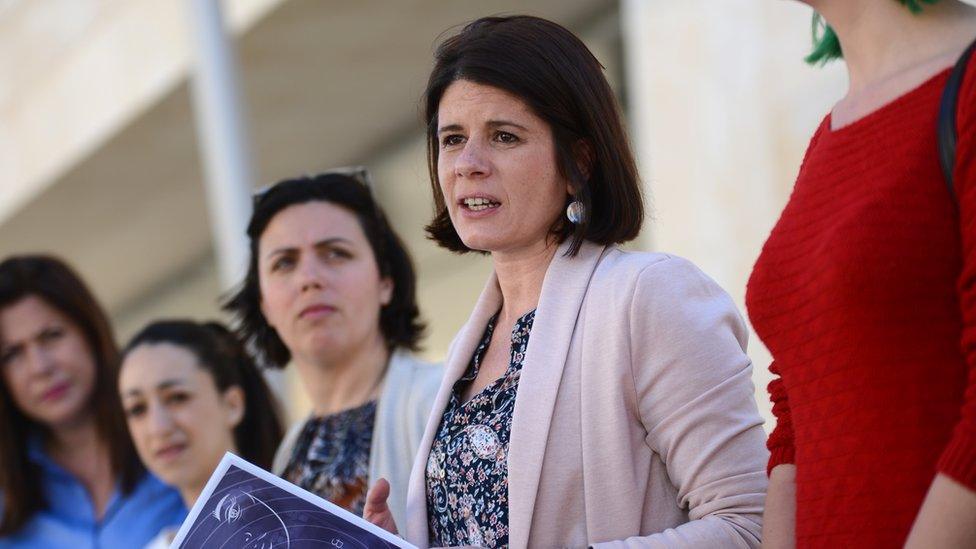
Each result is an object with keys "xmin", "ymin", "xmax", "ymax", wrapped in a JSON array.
[
  {"xmin": 767, "ymin": 445, "xmax": 795, "ymax": 476},
  {"xmin": 937, "ymin": 430, "xmax": 976, "ymax": 490}
]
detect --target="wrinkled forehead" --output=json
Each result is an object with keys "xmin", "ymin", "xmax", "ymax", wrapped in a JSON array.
[
  {"xmin": 0, "ymin": 295, "xmax": 69, "ymax": 346},
  {"xmin": 257, "ymin": 201, "xmax": 369, "ymax": 256}
]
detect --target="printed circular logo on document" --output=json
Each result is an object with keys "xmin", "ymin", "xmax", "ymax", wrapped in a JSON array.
[{"xmin": 178, "ymin": 464, "xmax": 401, "ymax": 548}]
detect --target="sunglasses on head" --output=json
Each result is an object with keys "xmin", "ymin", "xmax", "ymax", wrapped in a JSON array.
[{"xmin": 251, "ymin": 166, "xmax": 373, "ymax": 205}]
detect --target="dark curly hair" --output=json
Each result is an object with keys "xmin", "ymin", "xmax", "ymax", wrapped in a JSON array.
[{"xmin": 222, "ymin": 172, "xmax": 425, "ymax": 368}]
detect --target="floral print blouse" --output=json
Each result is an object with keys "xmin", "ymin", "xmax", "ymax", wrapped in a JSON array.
[
  {"xmin": 426, "ymin": 309, "xmax": 536, "ymax": 549},
  {"xmin": 282, "ymin": 400, "xmax": 376, "ymax": 516}
]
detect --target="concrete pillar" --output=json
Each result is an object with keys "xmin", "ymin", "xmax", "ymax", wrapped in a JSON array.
[
  {"xmin": 186, "ymin": 0, "xmax": 254, "ymax": 290},
  {"xmin": 186, "ymin": 0, "xmax": 289, "ymax": 402}
]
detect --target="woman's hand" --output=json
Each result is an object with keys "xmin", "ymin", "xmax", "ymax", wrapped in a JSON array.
[
  {"xmin": 364, "ymin": 479, "xmax": 484, "ymax": 548},
  {"xmin": 364, "ymin": 478, "xmax": 399, "ymax": 535}
]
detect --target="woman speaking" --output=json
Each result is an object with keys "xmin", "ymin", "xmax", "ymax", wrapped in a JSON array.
[{"xmin": 365, "ymin": 15, "xmax": 769, "ymax": 548}]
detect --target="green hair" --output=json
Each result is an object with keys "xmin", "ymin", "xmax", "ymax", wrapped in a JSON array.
[{"xmin": 806, "ymin": 0, "xmax": 942, "ymax": 65}]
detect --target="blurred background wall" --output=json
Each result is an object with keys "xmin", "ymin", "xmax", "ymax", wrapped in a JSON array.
[{"xmin": 0, "ymin": 0, "xmax": 847, "ymax": 426}]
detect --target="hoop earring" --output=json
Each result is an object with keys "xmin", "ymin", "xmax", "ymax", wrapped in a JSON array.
[{"xmin": 566, "ymin": 200, "xmax": 585, "ymax": 224}]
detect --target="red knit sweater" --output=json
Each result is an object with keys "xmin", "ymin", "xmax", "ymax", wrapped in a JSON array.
[{"xmin": 746, "ymin": 58, "xmax": 976, "ymax": 547}]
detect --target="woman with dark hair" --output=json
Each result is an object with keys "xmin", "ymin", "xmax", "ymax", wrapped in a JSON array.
[
  {"xmin": 118, "ymin": 319, "xmax": 285, "ymax": 547},
  {"xmin": 0, "ymin": 255, "xmax": 184, "ymax": 547},
  {"xmin": 749, "ymin": 1, "xmax": 976, "ymax": 547},
  {"xmin": 364, "ymin": 15, "xmax": 768, "ymax": 548},
  {"xmin": 223, "ymin": 169, "xmax": 442, "ymax": 528}
]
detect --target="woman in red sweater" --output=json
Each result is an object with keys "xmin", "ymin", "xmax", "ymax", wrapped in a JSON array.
[{"xmin": 747, "ymin": 1, "xmax": 976, "ymax": 547}]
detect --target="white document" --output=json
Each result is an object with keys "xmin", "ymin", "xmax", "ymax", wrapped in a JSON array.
[{"xmin": 170, "ymin": 452, "xmax": 416, "ymax": 549}]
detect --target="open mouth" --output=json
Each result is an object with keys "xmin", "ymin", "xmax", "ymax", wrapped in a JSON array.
[{"xmin": 461, "ymin": 197, "xmax": 501, "ymax": 211}]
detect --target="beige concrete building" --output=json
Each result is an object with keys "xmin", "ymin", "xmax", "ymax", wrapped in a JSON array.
[{"xmin": 0, "ymin": 0, "xmax": 846, "ymax": 426}]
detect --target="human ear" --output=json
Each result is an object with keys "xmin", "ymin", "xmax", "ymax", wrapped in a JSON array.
[
  {"xmin": 379, "ymin": 277, "xmax": 393, "ymax": 307},
  {"xmin": 572, "ymin": 138, "xmax": 595, "ymax": 182},
  {"xmin": 221, "ymin": 385, "xmax": 246, "ymax": 429}
]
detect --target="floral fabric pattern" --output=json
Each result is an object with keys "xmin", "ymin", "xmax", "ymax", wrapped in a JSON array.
[
  {"xmin": 283, "ymin": 400, "xmax": 376, "ymax": 516},
  {"xmin": 426, "ymin": 309, "xmax": 536, "ymax": 549}
]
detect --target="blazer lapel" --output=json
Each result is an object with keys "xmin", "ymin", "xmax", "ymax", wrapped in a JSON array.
[
  {"xmin": 507, "ymin": 240, "xmax": 606, "ymax": 548},
  {"xmin": 404, "ymin": 272, "xmax": 503, "ymax": 546}
]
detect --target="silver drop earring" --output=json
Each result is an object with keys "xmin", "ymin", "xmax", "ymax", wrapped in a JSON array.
[{"xmin": 566, "ymin": 200, "xmax": 585, "ymax": 224}]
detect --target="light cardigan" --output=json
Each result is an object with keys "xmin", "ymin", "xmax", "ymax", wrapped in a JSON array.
[
  {"xmin": 273, "ymin": 349, "xmax": 442, "ymax": 530},
  {"xmin": 404, "ymin": 241, "xmax": 768, "ymax": 548}
]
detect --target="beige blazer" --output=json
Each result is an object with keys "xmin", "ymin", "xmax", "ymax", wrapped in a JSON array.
[
  {"xmin": 273, "ymin": 350, "xmax": 442, "ymax": 529},
  {"xmin": 404, "ymin": 241, "xmax": 768, "ymax": 548}
]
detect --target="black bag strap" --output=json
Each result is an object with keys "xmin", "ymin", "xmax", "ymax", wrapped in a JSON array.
[{"xmin": 938, "ymin": 38, "xmax": 976, "ymax": 206}]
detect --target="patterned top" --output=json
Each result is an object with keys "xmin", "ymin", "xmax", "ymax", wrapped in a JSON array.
[
  {"xmin": 282, "ymin": 400, "xmax": 376, "ymax": 516},
  {"xmin": 425, "ymin": 309, "xmax": 536, "ymax": 549}
]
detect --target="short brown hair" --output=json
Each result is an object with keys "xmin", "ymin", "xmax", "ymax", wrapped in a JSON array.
[{"xmin": 424, "ymin": 15, "xmax": 644, "ymax": 256}]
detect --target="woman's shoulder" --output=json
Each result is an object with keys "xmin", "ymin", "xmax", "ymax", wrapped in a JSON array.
[
  {"xmin": 594, "ymin": 247, "xmax": 715, "ymax": 289},
  {"xmin": 386, "ymin": 350, "xmax": 443, "ymax": 397},
  {"xmin": 133, "ymin": 470, "xmax": 173, "ymax": 494},
  {"xmin": 272, "ymin": 419, "xmax": 308, "ymax": 475},
  {"xmin": 380, "ymin": 349, "xmax": 444, "ymax": 409},
  {"xmin": 588, "ymin": 247, "xmax": 739, "ymax": 321},
  {"xmin": 376, "ymin": 350, "xmax": 444, "ymax": 450},
  {"xmin": 384, "ymin": 351, "xmax": 443, "ymax": 420},
  {"xmin": 125, "ymin": 471, "xmax": 185, "ymax": 514}
]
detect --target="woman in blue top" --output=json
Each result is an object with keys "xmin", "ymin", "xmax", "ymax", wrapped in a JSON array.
[{"xmin": 0, "ymin": 255, "xmax": 185, "ymax": 548}]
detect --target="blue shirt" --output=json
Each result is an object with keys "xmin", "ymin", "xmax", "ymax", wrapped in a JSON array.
[{"xmin": 0, "ymin": 439, "xmax": 186, "ymax": 549}]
